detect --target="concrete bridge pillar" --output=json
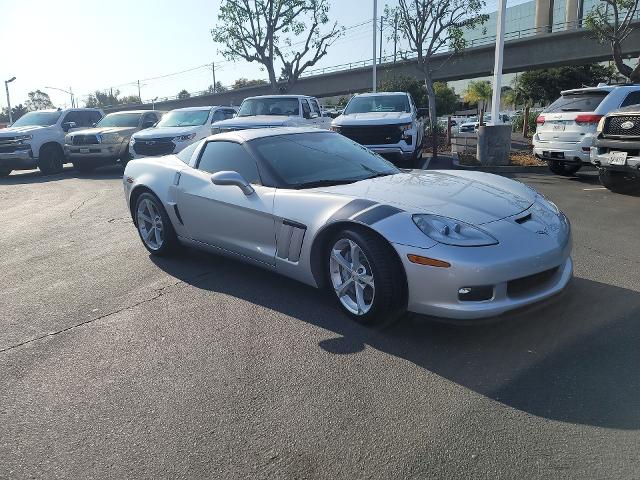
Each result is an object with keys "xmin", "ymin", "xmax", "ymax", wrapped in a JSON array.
[
  {"xmin": 565, "ymin": 0, "xmax": 582, "ymax": 29},
  {"xmin": 535, "ymin": 0, "xmax": 555, "ymax": 33}
]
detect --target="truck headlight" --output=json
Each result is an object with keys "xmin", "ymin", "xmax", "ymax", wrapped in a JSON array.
[
  {"xmin": 99, "ymin": 133, "xmax": 119, "ymax": 144},
  {"xmin": 412, "ymin": 214, "xmax": 498, "ymax": 247},
  {"xmin": 14, "ymin": 134, "xmax": 32, "ymax": 142},
  {"xmin": 398, "ymin": 123, "xmax": 412, "ymax": 133},
  {"xmin": 330, "ymin": 125, "xmax": 341, "ymax": 132},
  {"xmin": 211, "ymin": 127, "xmax": 222, "ymax": 135},
  {"xmin": 596, "ymin": 116, "xmax": 606, "ymax": 133},
  {"xmin": 173, "ymin": 133, "xmax": 196, "ymax": 142}
]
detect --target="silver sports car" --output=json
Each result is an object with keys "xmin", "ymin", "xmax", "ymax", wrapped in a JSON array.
[{"xmin": 123, "ymin": 127, "xmax": 572, "ymax": 324}]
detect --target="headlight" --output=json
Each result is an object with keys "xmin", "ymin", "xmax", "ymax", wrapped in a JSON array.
[
  {"xmin": 398, "ymin": 123, "xmax": 412, "ymax": 133},
  {"xmin": 98, "ymin": 133, "xmax": 119, "ymax": 144},
  {"xmin": 129, "ymin": 137, "xmax": 136, "ymax": 145},
  {"xmin": 65, "ymin": 135, "xmax": 73, "ymax": 144},
  {"xmin": 173, "ymin": 133, "xmax": 197, "ymax": 142},
  {"xmin": 330, "ymin": 125, "xmax": 341, "ymax": 132},
  {"xmin": 211, "ymin": 127, "xmax": 222, "ymax": 135},
  {"xmin": 14, "ymin": 134, "xmax": 32, "ymax": 142},
  {"xmin": 412, "ymin": 214, "xmax": 498, "ymax": 247},
  {"xmin": 536, "ymin": 194, "xmax": 560, "ymax": 214},
  {"xmin": 596, "ymin": 116, "xmax": 606, "ymax": 133}
]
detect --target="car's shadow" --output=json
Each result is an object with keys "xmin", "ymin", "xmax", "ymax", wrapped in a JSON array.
[
  {"xmin": 152, "ymin": 249, "xmax": 640, "ymax": 431},
  {"xmin": 0, "ymin": 165, "xmax": 124, "ymax": 185}
]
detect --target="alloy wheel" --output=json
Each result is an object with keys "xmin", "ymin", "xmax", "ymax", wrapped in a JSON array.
[
  {"xmin": 329, "ymin": 238, "xmax": 375, "ymax": 315},
  {"xmin": 137, "ymin": 198, "xmax": 164, "ymax": 250}
]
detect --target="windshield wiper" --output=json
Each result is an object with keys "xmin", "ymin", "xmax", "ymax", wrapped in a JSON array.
[{"xmin": 293, "ymin": 179, "xmax": 359, "ymax": 189}]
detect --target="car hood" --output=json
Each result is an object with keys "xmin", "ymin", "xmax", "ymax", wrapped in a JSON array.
[
  {"xmin": 214, "ymin": 115, "xmax": 293, "ymax": 128},
  {"xmin": 315, "ymin": 170, "xmax": 536, "ymax": 225},
  {"xmin": 0, "ymin": 125, "xmax": 52, "ymax": 136},
  {"xmin": 334, "ymin": 112, "xmax": 412, "ymax": 125},
  {"xmin": 72, "ymin": 126, "xmax": 138, "ymax": 136},
  {"xmin": 132, "ymin": 126, "xmax": 201, "ymax": 139}
]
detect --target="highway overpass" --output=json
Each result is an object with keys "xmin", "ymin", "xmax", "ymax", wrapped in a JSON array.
[{"xmin": 107, "ymin": 24, "xmax": 640, "ymax": 113}]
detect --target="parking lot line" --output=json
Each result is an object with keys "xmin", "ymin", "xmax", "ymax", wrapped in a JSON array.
[{"xmin": 583, "ymin": 187, "xmax": 607, "ymax": 191}]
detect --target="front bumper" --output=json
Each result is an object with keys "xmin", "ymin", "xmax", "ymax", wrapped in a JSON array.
[
  {"xmin": 533, "ymin": 134, "xmax": 593, "ymax": 164},
  {"xmin": 591, "ymin": 138, "xmax": 640, "ymax": 172},
  {"xmin": 0, "ymin": 149, "xmax": 37, "ymax": 170},
  {"xmin": 65, "ymin": 142, "xmax": 128, "ymax": 162},
  {"xmin": 393, "ymin": 214, "xmax": 573, "ymax": 320},
  {"xmin": 369, "ymin": 145, "xmax": 416, "ymax": 162}
]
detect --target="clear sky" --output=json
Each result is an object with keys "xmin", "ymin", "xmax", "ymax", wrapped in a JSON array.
[{"xmin": 1, "ymin": 0, "xmax": 517, "ymax": 109}]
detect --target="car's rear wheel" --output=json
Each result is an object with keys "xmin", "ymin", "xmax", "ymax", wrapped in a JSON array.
[
  {"xmin": 0, "ymin": 168, "xmax": 11, "ymax": 178},
  {"xmin": 548, "ymin": 160, "xmax": 581, "ymax": 176},
  {"xmin": 134, "ymin": 192, "xmax": 178, "ymax": 255},
  {"xmin": 38, "ymin": 144, "xmax": 65, "ymax": 175},
  {"xmin": 73, "ymin": 162, "xmax": 96, "ymax": 173},
  {"xmin": 327, "ymin": 228, "xmax": 406, "ymax": 325},
  {"xmin": 599, "ymin": 169, "xmax": 640, "ymax": 194}
]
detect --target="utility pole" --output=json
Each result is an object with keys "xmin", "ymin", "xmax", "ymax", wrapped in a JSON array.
[
  {"xmin": 137, "ymin": 80, "xmax": 141, "ymax": 101},
  {"xmin": 372, "ymin": 0, "xmax": 377, "ymax": 92},
  {"xmin": 393, "ymin": 12, "xmax": 398, "ymax": 63},
  {"xmin": 212, "ymin": 61, "xmax": 217, "ymax": 92},
  {"xmin": 4, "ymin": 77, "xmax": 16, "ymax": 124},
  {"xmin": 490, "ymin": 0, "xmax": 507, "ymax": 124},
  {"xmin": 379, "ymin": 15, "xmax": 384, "ymax": 64}
]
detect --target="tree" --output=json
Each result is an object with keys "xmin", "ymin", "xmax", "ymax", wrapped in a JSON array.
[
  {"xmin": 207, "ymin": 81, "xmax": 229, "ymax": 94},
  {"xmin": 463, "ymin": 80, "xmax": 492, "ymax": 110},
  {"xmin": 585, "ymin": 0, "xmax": 640, "ymax": 82},
  {"xmin": 512, "ymin": 64, "xmax": 616, "ymax": 106},
  {"xmin": 380, "ymin": 75, "xmax": 427, "ymax": 106},
  {"xmin": 390, "ymin": 0, "xmax": 487, "ymax": 157},
  {"xmin": 177, "ymin": 89, "xmax": 191, "ymax": 99},
  {"xmin": 0, "ymin": 104, "xmax": 28, "ymax": 123},
  {"xmin": 211, "ymin": 0, "xmax": 342, "ymax": 93},
  {"xmin": 434, "ymin": 82, "xmax": 459, "ymax": 115},
  {"xmin": 85, "ymin": 89, "xmax": 140, "ymax": 108},
  {"xmin": 232, "ymin": 77, "xmax": 268, "ymax": 89},
  {"xmin": 25, "ymin": 90, "xmax": 55, "ymax": 111}
]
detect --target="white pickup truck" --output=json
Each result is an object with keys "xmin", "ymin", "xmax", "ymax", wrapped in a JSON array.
[
  {"xmin": 330, "ymin": 92, "xmax": 427, "ymax": 166},
  {"xmin": 0, "ymin": 108, "xmax": 104, "ymax": 176},
  {"xmin": 211, "ymin": 95, "xmax": 331, "ymax": 133}
]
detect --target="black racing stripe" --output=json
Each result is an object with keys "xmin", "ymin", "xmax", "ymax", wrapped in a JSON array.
[
  {"xmin": 352, "ymin": 205, "xmax": 403, "ymax": 225},
  {"xmin": 328, "ymin": 199, "xmax": 377, "ymax": 223}
]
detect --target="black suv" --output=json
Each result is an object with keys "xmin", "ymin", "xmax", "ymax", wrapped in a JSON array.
[{"xmin": 592, "ymin": 105, "xmax": 640, "ymax": 193}]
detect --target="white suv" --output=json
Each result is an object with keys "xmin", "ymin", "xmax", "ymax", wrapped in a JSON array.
[
  {"xmin": 0, "ymin": 108, "xmax": 104, "ymax": 176},
  {"xmin": 533, "ymin": 85, "xmax": 640, "ymax": 176}
]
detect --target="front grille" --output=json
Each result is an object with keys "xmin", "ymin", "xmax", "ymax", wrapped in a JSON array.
[
  {"xmin": 603, "ymin": 115, "xmax": 640, "ymax": 137},
  {"xmin": 339, "ymin": 125, "xmax": 403, "ymax": 145},
  {"xmin": 0, "ymin": 145, "xmax": 21, "ymax": 153},
  {"xmin": 72, "ymin": 134, "xmax": 100, "ymax": 145},
  {"xmin": 507, "ymin": 267, "xmax": 559, "ymax": 297},
  {"xmin": 0, "ymin": 137, "xmax": 17, "ymax": 144},
  {"xmin": 133, "ymin": 137, "xmax": 175, "ymax": 156}
]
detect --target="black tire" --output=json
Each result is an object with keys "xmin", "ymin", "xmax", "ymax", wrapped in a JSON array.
[
  {"xmin": 38, "ymin": 144, "xmax": 65, "ymax": 175},
  {"xmin": 0, "ymin": 168, "xmax": 11, "ymax": 178},
  {"xmin": 72, "ymin": 162, "xmax": 96, "ymax": 173},
  {"xmin": 134, "ymin": 192, "xmax": 178, "ymax": 256},
  {"xmin": 548, "ymin": 160, "xmax": 581, "ymax": 176},
  {"xmin": 326, "ymin": 227, "xmax": 406, "ymax": 325},
  {"xmin": 599, "ymin": 169, "xmax": 640, "ymax": 194}
]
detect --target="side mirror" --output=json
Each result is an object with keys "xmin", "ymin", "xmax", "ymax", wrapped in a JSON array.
[
  {"xmin": 62, "ymin": 121, "xmax": 77, "ymax": 132},
  {"xmin": 142, "ymin": 121, "xmax": 155, "ymax": 129},
  {"xmin": 417, "ymin": 108, "xmax": 429, "ymax": 118},
  {"xmin": 310, "ymin": 112, "xmax": 319, "ymax": 119},
  {"xmin": 91, "ymin": 122, "xmax": 97, "ymax": 127},
  {"xmin": 211, "ymin": 170, "xmax": 255, "ymax": 196}
]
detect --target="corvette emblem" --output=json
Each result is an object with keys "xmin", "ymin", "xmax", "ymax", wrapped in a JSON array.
[{"xmin": 620, "ymin": 121, "xmax": 635, "ymax": 130}]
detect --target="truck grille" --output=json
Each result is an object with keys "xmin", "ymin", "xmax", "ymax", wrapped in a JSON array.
[
  {"xmin": 507, "ymin": 267, "xmax": 559, "ymax": 298},
  {"xmin": 338, "ymin": 125, "xmax": 402, "ymax": 145},
  {"xmin": 133, "ymin": 137, "xmax": 175, "ymax": 156},
  {"xmin": 603, "ymin": 115, "xmax": 640, "ymax": 137},
  {"xmin": 72, "ymin": 134, "xmax": 100, "ymax": 145}
]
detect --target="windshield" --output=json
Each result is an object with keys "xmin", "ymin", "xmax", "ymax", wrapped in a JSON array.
[
  {"xmin": 545, "ymin": 92, "xmax": 608, "ymax": 113},
  {"xmin": 250, "ymin": 132, "xmax": 399, "ymax": 188},
  {"xmin": 344, "ymin": 95, "xmax": 410, "ymax": 114},
  {"xmin": 157, "ymin": 109, "xmax": 209, "ymax": 127},
  {"xmin": 96, "ymin": 113, "xmax": 142, "ymax": 128},
  {"xmin": 238, "ymin": 98, "xmax": 300, "ymax": 117},
  {"xmin": 11, "ymin": 111, "xmax": 62, "ymax": 127}
]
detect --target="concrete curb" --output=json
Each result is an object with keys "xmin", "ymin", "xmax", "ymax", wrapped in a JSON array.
[{"xmin": 452, "ymin": 155, "xmax": 547, "ymax": 173}]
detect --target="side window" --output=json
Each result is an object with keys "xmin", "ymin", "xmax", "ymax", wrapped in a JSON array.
[
  {"xmin": 301, "ymin": 100, "xmax": 311, "ymax": 119},
  {"xmin": 197, "ymin": 141, "xmax": 261, "ymax": 184},
  {"xmin": 223, "ymin": 109, "xmax": 236, "ymax": 119},
  {"xmin": 62, "ymin": 111, "xmax": 81, "ymax": 125},
  {"xmin": 142, "ymin": 113, "xmax": 157, "ymax": 125},
  {"xmin": 176, "ymin": 141, "xmax": 200, "ymax": 164},
  {"xmin": 90, "ymin": 111, "xmax": 103, "ymax": 125},
  {"xmin": 309, "ymin": 99, "xmax": 321, "ymax": 116},
  {"xmin": 620, "ymin": 91, "xmax": 640, "ymax": 108},
  {"xmin": 211, "ymin": 110, "xmax": 225, "ymax": 123}
]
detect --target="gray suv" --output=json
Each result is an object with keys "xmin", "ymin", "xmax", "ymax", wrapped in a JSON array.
[
  {"xmin": 64, "ymin": 110, "xmax": 162, "ymax": 172},
  {"xmin": 591, "ymin": 104, "xmax": 640, "ymax": 193}
]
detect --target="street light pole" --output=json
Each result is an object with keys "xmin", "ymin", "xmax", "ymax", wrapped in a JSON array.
[
  {"xmin": 45, "ymin": 86, "xmax": 75, "ymax": 108},
  {"xmin": 379, "ymin": 15, "xmax": 384, "ymax": 65},
  {"xmin": 491, "ymin": 0, "xmax": 507, "ymax": 124},
  {"xmin": 372, "ymin": 0, "xmax": 377, "ymax": 92},
  {"xmin": 4, "ymin": 77, "xmax": 16, "ymax": 124}
]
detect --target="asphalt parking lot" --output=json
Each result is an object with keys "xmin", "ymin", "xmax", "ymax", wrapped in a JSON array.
[{"xmin": 1, "ymin": 165, "xmax": 639, "ymax": 479}]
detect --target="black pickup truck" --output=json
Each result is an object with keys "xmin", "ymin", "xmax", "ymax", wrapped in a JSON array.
[{"xmin": 592, "ymin": 104, "xmax": 640, "ymax": 193}]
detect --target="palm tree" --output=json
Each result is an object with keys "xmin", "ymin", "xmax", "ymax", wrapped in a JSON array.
[{"xmin": 463, "ymin": 80, "xmax": 492, "ymax": 123}]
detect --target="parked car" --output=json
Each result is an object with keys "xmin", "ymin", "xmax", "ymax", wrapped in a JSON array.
[
  {"xmin": 458, "ymin": 113, "xmax": 511, "ymax": 133},
  {"xmin": 533, "ymin": 85, "xmax": 640, "ymax": 176},
  {"xmin": 330, "ymin": 92, "xmax": 427, "ymax": 166},
  {"xmin": 0, "ymin": 108, "xmax": 103, "ymax": 177},
  {"xmin": 591, "ymin": 104, "xmax": 640, "ymax": 193},
  {"xmin": 129, "ymin": 106, "xmax": 234, "ymax": 159},
  {"xmin": 64, "ymin": 110, "xmax": 162, "ymax": 172},
  {"xmin": 123, "ymin": 127, "xmax": 572, "ymax": 324},
  {"xmin": 210, "ymin": 95, "xmax": 331, "ymax": 133}
]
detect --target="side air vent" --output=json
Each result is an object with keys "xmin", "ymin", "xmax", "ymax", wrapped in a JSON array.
[
  {"xmin": 276, "ymin": 220, "xmax": 306, "ymax": 262},
  {"xmin": 515, "ymin": 213, "xmax": 532, "ymax": 224}
]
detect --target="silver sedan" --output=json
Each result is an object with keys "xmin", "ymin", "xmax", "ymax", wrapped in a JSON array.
[{"xmin": 123, "ymin": 127, "xmax": 572, "ymax": 324}]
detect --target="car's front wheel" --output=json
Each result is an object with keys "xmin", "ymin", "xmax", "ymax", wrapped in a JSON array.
[
  {"xmin": 599, "ymin": 169, "xmax": 640, "ymax": 194},
  {"xmin": 38, "ymin": 144, "xmax": 65, "ymax": 175},
  {"xmin": 549, "ymin": 160, "xmax": 581, "ymax": 176},
  {"xmin": 327, "ymin": 228, "xmax": 406, "ymax": 325},
  {"xmin": 134, "ymin": 192, "xmax": 178, "ymax": 255}
]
